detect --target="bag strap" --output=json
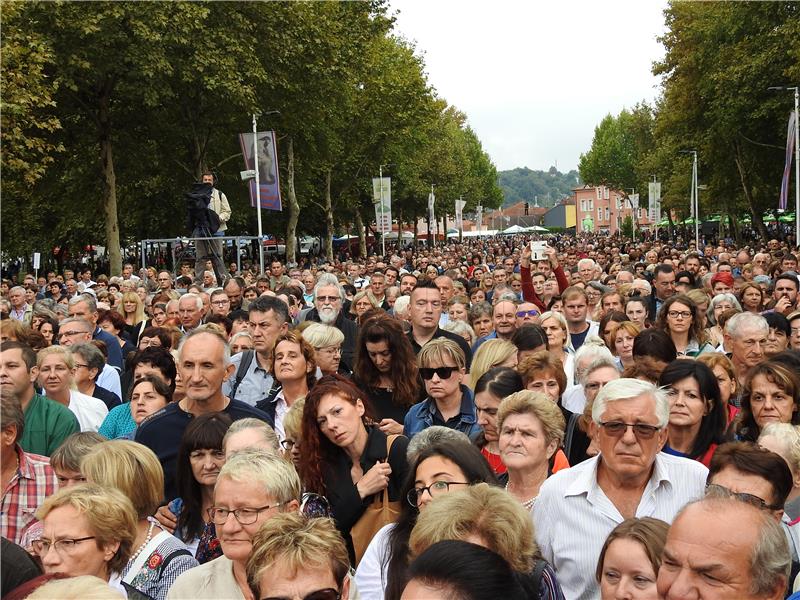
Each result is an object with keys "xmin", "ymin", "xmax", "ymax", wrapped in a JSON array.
[
  {"xmin": 563, "ymin": 412, "xmax": 581, "ymax": 462},
  {"xmin": 378, "ymin": 434, "xmax": 400, "ymax": 508},
  {"xmin": 531, "ymin": 559, "xmax": 548, "ymax": 598},
  {"xmin": 229, "ymin": 349, "xmax": 255, "ymax": 401}
]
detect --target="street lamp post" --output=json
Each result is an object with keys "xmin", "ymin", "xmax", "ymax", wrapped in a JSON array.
[
  {"xmin": 679, "ymin": 150, "xmax": 699, "ymax": 249},
  {"xmin": 770, "ymin": 86, "xmax": 800, "ymax": 247}
]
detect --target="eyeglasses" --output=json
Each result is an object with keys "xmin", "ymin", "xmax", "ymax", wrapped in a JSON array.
[
  {"xmin": 263, "ymin": 589, "xmax": 342, "ymax": 600},
  {"xmin": 516, "ymin": 309, "xmax": 540, "ymax": 318},
  {"xmin": 316, "ymin": 295, "xmax": 340, "ymax": 304},
  {"xmin": 73, "ymin": 363, "xmax": 89, "ymax": 369},
  {"xmin": 407, "ymin": 480, "xmax": 469, "ymax": 506},
  {"xmin": 705, "ymin": 483, "xmax": 783, "ymax": 511},
  {"xmin": 211, "ymin": 300, "xmax": 230, "ymax": 306},
  {"xmin": 207, "ymin": 503, "xmax": 285, "ymax": 525},
  {"xmin": 667, "ymin": 310, "xmax": 692, "ymax": 319},
  {"xmin": 58, "ymin": 330, "xmax": 89, "ymax": 339},
  {"xmin": 598, "ymin": 421, "xmax": 661, "ymax": 439},
  {"xmin": 319, "ymin": 346, "xmax": 342, "ymax": 356},
  {"xmin": 419, "ymin": 366, "xmax": 459, "ymax": 380},
  {"xmin": 280, "ymin": 439, "xmax": 296, "ymax": 451},
  {"xmin": 32, "ymin": 536, "xmax": 96, "ymax": 556}
]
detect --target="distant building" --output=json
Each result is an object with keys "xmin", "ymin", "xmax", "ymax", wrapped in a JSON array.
[
  {"xmin": 543, "ymin": 197, "xmax": 576, "ymax": 230},
  {"xmin": 485, "ymin": 201, "xmax": 547, "ymax": 229},
  {"xmin": 574, "ymin": 185, "xmax": 651, "ymax": 235}
]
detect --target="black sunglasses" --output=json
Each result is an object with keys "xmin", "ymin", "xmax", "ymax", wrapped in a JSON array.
[{"xmin": 419, "ymin": 366, "xmax": 459, "ymax": 380}]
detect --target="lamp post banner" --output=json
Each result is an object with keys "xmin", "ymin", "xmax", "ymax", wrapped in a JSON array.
[
  {"xmin": 372, "ymin": 177, "xmax": 392, "ymax": 233},
  {"xmin": 780, "ymin": 111, "xmax": 796, "ymax": 211},
  {"xmin": 239, "ymin": 131, "xmax": 282, "ymax": 211},
  {"xmin": 455, "ymin": 199, "xmax": 466, "ymax": 230}
]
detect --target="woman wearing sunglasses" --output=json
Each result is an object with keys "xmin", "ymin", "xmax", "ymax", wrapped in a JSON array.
[
  {"xmin": 403, "ymin": 338, "xmax": 480, "ymax": 439},
  {"xmin": 354, "ymin": 440, "xmax": 497, "ymax": 600}
]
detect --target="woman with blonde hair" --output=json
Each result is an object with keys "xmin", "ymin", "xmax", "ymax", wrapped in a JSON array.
[
  {"xmin": 350, "ymin": 290, "xmax": 380, "ymax": 322},
  {"xmin": 117, "ymin": 291, "xmax": 146, "ymax": 342},
  {"xmin": 497, "ymin": 391, "xmax": 567, "ymax": 509},
  {"xmin": 82, "ymin": 441, "xmax": 197, "ymax": 599},
  {"xmin": 34, "ymin": 484, "xmax": 137, "ymax": 586},
  {"xmin": 470, "ymin": 339, "xmax": 518, "ymax": 389},
  {"xmin": 408, "ymin": 483, "xmax": 562, "ymax": 599},
  {"xmin": 302, "ymin": 322, "xmax": 347, "ymax": 376}
]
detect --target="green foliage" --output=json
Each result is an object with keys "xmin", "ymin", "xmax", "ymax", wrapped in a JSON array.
[
  {"xmin": 1, "ymin": 1, "xmax": 501, "ymax": 269},
  {"xmin": 498, "ymin": 167, "xmax": 580, "ymax": 207},
  {"xmin": 621, "ymin": 215, "xmax": 634, "ymax": 239}
]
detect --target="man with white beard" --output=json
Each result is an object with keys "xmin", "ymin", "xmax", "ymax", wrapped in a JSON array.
[{"xmin": 302, "ymin": 274, "xmax": 359, "ymax": 369}]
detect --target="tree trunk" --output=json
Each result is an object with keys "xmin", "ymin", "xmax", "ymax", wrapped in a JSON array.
[
  {"xmin": 356, "ymin": 209, "xmax": 367, "ymax": 258},
  {"xmin": 98, "ymin": 91, "xmax": 122, "ymax": 276},
  {"xmin": 324, "ymin": 169, "xmax": 334, "ymax": 260},
  {"xmin": 734, "ymin": 141, "xmax": 768, "ymax": 242},
  {"xmin": 285, "ymin": 136, "xmax": 299, "ymax": 266}
]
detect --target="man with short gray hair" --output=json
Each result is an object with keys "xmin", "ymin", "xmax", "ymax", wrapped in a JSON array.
[
  {"xmin": 534, "ymin": 378, "xmax": 707, "ymax": 600},
  {"xmin": 724, "ymin": 312, "xmax": 769, "ymax": 390},
  {"xmin": 136, "ymin": 327, "xmax": 270, "ymax": 499},
  {"xmin": 657, "ymin": 495, "xmax": 790, "ymax": 600},
  {"xmin": 178, "ymin": 293, "xmax": 204, "ymax": 332}
]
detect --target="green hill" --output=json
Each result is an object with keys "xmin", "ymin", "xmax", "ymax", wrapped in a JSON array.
[{"xmin": 498, "ymin": 166, "xmax": 581, "ymax": 208}]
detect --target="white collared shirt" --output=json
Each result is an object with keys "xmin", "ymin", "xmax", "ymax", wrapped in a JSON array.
[{"xmin": 533, "ymin": 452, "xmax": 708, "ymax": 600}]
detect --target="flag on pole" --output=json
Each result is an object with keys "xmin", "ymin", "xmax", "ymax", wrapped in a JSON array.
[
  {"xmin": 648, "ymin": 182, "xmax": 661, "ymax": 224},
  {"xmin": 455, "ymin": 199, "xmax": 466, "ymax": 230},
  {"xmin": 372, "ymin": 177, "xmax": 392, "ymax": 233},
  {"xmin": 428, "ymin": 191, "xmax": 436, "ymax": 228},
  {"xmin": 780, "ymin": 111, "xmax": 797, "ymax": 211},
  {"xmin": 239, "ymin": 131, "xmax": 282, "ymax": 211}
]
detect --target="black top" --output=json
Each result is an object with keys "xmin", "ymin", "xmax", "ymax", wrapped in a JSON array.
[
  {"xmin": 406, "ymin": 327, "xmax": 473, "ymax": 370},
  {"xmin": 362, "ymin": 386, "xmax": 410, "ymax": 424},
  {"xmin": 1, "ymin": 537, "xmax": 42, "ymax": 597},
  {"xmin": 92, "ymin": 384, "xmax": 121, "ymax": 410},
  {"xmin": 135, "ymin": 399, "xmax": 271, "ymax": 501},
  {"xmin": 322, "ymin": 426, "xmax": 409, "ymax": 563}
]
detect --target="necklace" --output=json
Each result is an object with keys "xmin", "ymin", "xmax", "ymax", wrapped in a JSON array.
[
  {"xmin": 505, "ymin": 482, "xmax": 537, "ymax": 510},
  {"xmin": 129, "ymin": 520, "xmax": 156, "ymax": 562}
]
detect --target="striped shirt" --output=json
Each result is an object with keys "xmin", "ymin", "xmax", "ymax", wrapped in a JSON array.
[
  {"xmin": 533, "ymin": 452, "xmax": 708, "ymax": 600},
  {"xmin": 1, "ymin": 445, "xmax": 59, "ymax": 545}
]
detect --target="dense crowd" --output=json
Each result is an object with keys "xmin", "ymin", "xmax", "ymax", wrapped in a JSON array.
[{"xmin": 3, "ymin": 232, "xmax": 800, "ymax": 599}]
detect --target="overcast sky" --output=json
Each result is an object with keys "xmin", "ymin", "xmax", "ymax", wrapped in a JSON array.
[{"xmin": 389, "ymin": 0, "xmax": 669, "ymax": 173}]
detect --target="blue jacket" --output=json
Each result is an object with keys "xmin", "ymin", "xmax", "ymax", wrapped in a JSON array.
[{"xmin": 403, "ymin": 385, "xmax": 481, "ymax": 439}]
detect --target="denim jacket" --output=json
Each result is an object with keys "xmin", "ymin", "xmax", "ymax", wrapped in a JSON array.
[{"xmin": 403, "ymin": 385, "xmax": 481, "ymax": 438}]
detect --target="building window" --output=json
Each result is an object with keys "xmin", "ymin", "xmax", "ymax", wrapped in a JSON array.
[
  {"xmin": 590, "ymin": 199, "xmax": 594, "ymax": 210},
  {"xmin": 604, "ymin": 187, "xmax": 610, "ymax": 200},
  {"xmin": 605, "ymin": 207, "xmax": 610, "ymax": 221}
]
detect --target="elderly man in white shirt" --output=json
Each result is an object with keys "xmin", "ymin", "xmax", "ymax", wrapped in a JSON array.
[{"xmin": 534, "ymin": 378, "xmax": 708, "ymax": 600}]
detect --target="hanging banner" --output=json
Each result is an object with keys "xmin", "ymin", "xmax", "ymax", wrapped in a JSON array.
[
  {"xmin": 372, "ymin": 177, "xmax": 392, "ymax": 233},
  {"xmin": 780, "ymin": 111, "xmax": 797, "ymax": 211},
  {"xmin": 648, "ymin": 182, "xmax": 662, "ymax": 224},
  {"xmin": 455, "ymin": 199, "xmax": 466, "ymax": 230},
  {"xmin": 476, "ymin": 204, "xmax": 483, "ymax": 230},
  {"xmin": 428, "ymin": 191, "xmax": 436, "ymax": 228},
  {"xmin": 238, "ymin": 131, "xmax": 282, "ymax": 211}
]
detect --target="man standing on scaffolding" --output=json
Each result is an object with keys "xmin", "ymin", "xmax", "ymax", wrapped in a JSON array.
[
  {"xmin": 194, "ymin": 172, "xmax": 231, "ymax": 284},
  {"xmin": 187, "ymin": 173, "xmax": 230, "ymax": 285}
]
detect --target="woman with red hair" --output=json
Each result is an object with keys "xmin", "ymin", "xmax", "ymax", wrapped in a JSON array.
[{"xmin": 299, "ymin": 375, "xmax": 409, "ymax": 564}]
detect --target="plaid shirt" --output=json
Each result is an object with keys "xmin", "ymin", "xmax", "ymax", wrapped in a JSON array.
[{"xmin": 1, "ymin": 445, "xmax": 58, "ymax": 545}]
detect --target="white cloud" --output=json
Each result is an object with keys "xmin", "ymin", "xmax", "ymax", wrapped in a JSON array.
[{"xmin": 390, "ymin": 0, "xmax": 668, "ymax": 171}]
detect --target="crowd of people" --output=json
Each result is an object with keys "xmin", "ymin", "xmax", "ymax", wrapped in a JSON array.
[{"xmin": 3, "ymin": 232, "xmax": 800, "ymax": 599}]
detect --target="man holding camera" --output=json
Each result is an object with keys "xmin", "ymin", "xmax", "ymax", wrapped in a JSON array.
[{"xmin": 190, "ymin": 172, "xmax": 231, "ymax": 285}]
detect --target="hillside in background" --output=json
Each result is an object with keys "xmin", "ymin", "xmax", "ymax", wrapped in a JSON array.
[{"xmin": 498, "ymin": 166, "xmax": 581, "ymax": 208}]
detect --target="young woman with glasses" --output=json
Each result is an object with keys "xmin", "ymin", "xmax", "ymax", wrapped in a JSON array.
[
  {"xmin": 354, "ymin": 440, "xmax": 497, "ymax": 600},
  {"xmin": 654, "ymin": 294, "xmax": 714, "ymax": 358}
]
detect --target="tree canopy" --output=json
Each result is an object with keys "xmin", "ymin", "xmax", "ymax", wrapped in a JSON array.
[{"xmin": 1, "ymin": 1, "xmax": 503, "ymax": 270}]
